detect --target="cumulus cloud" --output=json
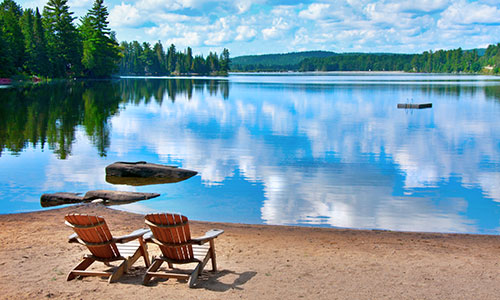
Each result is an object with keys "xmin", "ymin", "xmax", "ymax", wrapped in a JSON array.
[
  {"xmin": 100, "ymin": 0, "xmax": 500, "ymax": 56},
  {"xmin": 298, "ymin": 3, "xmax": 331, "ymax": 20},
  {"xmin": 109, "ymin": 2, "xmax": 143, "ymax": 28},
  {"xmin": 438, "ymin": 1, "xmax": 500, "ymax": 27},
  {"xmin": 262, "ymin": 17, "xmax": 291, "ymax": 40},
  {"xmin": 235, "ymin": 25, "xmax": 257, "ymax": 41},
  {"xmin": 205, "ymin": 17, "xmax": 234, "ymax": 46}
]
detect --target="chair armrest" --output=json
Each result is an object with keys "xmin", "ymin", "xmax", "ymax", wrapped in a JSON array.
[
  {"xmin": 144, "ymin": 231, "xmax": 153, "ymax": 242},
  {"xmin": 114, "ymin": 228, "xmax": 151, "ymax": 244},
  {"xmin": 191, "ymin": 229, "xmax": 224, "ymax": 245},
  {"xmin": 68, "ymin": 233, "xmax": 80, "ymax": 244}
]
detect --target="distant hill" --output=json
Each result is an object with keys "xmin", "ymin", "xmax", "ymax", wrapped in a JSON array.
[
  {"xmin": 231, "ymin": 51, "xmax": 337, "ymax": 71},
  {"xmin": 230, "ymin": 47, "xmax": 493, "ymax": 73}
]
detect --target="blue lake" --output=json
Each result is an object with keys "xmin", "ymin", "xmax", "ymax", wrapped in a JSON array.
[{"xmin": 1, "ymin": 73, "xmax": 500, "ymax": 234}]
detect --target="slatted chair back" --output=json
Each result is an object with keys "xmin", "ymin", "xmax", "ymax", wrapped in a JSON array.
[
  {"xmin": 145, "ymin": 213, "xmax": 194, "ymax": 262},
  {"xmin": 65, "ymin": 214, "xmax": 120, "ymax": 259}
]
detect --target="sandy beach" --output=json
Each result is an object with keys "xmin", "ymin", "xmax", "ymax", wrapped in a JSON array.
[{"xmin": 1, "ymin": 203, "xmax": 500, "ymax": 299}]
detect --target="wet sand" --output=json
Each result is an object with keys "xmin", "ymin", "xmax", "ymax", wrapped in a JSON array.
[{"xmin": 1, "ymin": 203, "xmax": 500, "ymax": 299}]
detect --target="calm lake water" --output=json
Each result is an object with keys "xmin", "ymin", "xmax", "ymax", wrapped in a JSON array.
[{"xmin": 1, "ymin": 73, "xmax": 500, "ymax": 234}]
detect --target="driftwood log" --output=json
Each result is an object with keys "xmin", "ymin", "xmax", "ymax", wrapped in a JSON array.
[
  {"xmin": 105, "ymin": 161, "xmax": 197, "ymax": 186},
  {"xmin": 40, "ymin": 193, "xmax": 84, "ymax": 207},
  {"xmin": 40, "ymin": 190, "xmax": 160, "ymax": 208}
]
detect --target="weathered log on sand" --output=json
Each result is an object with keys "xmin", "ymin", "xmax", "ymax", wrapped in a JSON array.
[
  {"xmin": 40, "ymin": 192, "xmax": 84, "ymax": 207},
  {"xmin": 40, "ymin": 190, "xmax": 160, "ymax": 208},
  {"xmin": 105, "ymin": 161, "xmax": 197, "ymax": 185}
]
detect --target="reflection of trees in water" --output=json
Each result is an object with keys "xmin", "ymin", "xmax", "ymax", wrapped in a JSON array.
[
  {"xmin": 0, "ymin": 81, "xmax": 121, "ymax": 159},
  {"xmin": 0, "ymin": 78, "xmax": 229, "ymax": 159},
  {"xmin": 416, "ymin": 84, "xmax": 500, "ymax": 103},
  {"xmin": 119, "ymin": 78, "xmax": 229, "ymax": 104},
  {"xmin": 485, "ymin": 85, "xmax": 500, "ymax": 102}
]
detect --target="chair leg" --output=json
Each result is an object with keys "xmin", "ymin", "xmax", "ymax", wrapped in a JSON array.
[
  {"xmin": 188, "ymin": 263, "xmax": 201, "ymax": 288},
  {"xmin": 143, "ymin": 259, "xmax": 163, "ymax": 285},
  {"xmin": 108, "ymin": 260, "xmax": 127, "ymax": 283},
  {"xmin": 67, "ymin": 257, "xmax": 95, "ymax": 281},
  {"xmin": 209, "ymin": 239, "xmax": 218, "ymax": 271},
  {"xmin": 139, "ymin": 238, "xmax": 150, "ymax": 267}
]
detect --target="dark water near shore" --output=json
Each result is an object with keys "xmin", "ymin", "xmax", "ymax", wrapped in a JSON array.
[{"xmin": 1, "ymin": 73, "xmax": 500, "ymax": 234}]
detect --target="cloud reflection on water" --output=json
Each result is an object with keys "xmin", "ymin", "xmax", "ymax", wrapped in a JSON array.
[{"xmin": 106, "ymin": 76, "xmax": 500, "ymax": 233}]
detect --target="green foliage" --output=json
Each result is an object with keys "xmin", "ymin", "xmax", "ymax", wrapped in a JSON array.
[
  {"xmin": 80, "ymin": 0, "xmax": 120, "ymax": 78},
  {"xmin": 231, "ymin": 51, "xmax": 336, "ymax": 71},
  {"xmin": 0, "ymin": 16, "xmax": 15, "ymax": 76},
  {"xmin": 1, "ymin": 0, "xmax": 228, "ymax": 79},
  {"xmin": 232, "ymin": 48, "xmax": 500, "ymax": 74},
  {"xmin": 118, "ymin": 42, "xmax": 230, "ymax": 76},
  {"xmin": 1, "ymin": 0, "xmax": 25, "ymax": 71},
  {"xmin": 43, "ymin": 0, "xmax": 82, "ymax": 77},
  {"xmin": 31, "ymin": 8, "xmax": 49, "ymax": 76}
]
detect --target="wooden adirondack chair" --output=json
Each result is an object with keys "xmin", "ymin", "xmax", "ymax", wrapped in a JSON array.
[
  {"xmin": 143, "ymin": 213, "xmax": 224, "ymax": 287},
  {"xmin": 65, "ymin": 214, "xmax": 151, "ymax": 283}
]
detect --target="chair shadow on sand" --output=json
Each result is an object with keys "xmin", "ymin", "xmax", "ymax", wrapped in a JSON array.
[
  {"xmin": 120, "ymin": 267, "xmax": 257, "ymax": 291},
  {"xmin": 193, "ymin": 270, "xmax": 257, "ymax": 291}
]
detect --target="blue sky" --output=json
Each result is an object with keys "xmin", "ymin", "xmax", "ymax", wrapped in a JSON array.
[{"xmin": 18, "ymin": 0, "xmax": 500, "ymax": 57}]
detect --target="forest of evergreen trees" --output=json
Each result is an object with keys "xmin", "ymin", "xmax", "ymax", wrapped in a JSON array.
[
  {"xmin": 298, "ymin": 48, "xmax": 489, "ymax": 73},
  {"xmin": 2, "ymin": 0, "xmax": 500, "ymax": 78},
  {"xmin": 0, "ymin": 0, "xmax": 229, "ymax": 79},
  {"xmin": 0, "ymin": 0, "xmax": 121, "ymax": 78},
  {"xmin": 232, "ymin": 45, "xmax": 500, "ymax": 74},
  {"xmin": 118, "ymin": 42, "xmax": 230, "ymax": 76}
]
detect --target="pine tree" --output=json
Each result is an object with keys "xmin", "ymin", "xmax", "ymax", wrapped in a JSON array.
[
  {"xmin": 186, "ymin": 47, "xmax": 193, "ymax": 72},
  {"xmin": 152, "ymin": 41, "xmax": 166, "ymax": 75},
  {"xmin": 0, "ymin": 16, "xmax": 14, "ymax": 76},
  {"xmin": 80, "ymin": 0, "xmax": 120, "ymax": 78},
  {"xmin": 43, "ymin": 0, "xmax": 82, "ymax": 77},
  {"xmin": 166, "ymin": 44, "xmax": 176, "ymax": 74},
  {"xmin": 1, "ymin": 0, "xmax": 25, "ymax": 71},
  {"xmin": 140, "ymin": 42, "xmax": 154, "ymax": 74},
  {"xmin": 21, "ymin": 8, "xmax": 35, "ymax": 73},
  {"xmin": 32, "ymin": 8, "xmax": 49, "ymax": 76},
  {"xmin": 220, "ymin": 48, "xmax": 230, "ymax": 72},
  {"xmin": 130, "ymin": 41, "xmax": 143, "ymax": 74}
]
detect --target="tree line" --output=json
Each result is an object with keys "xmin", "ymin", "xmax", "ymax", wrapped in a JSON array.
[
  {"xmin": 119, "ymin": 42, "xmax": 230, "ymax": 76},
  {"xmin": 0, "ymin": 0, "xmax": 120, "ymax": 78},
  {"xmin": 231, "ymin": 45, "xmax": 500, "ymax": 74},
  {"xmin": 298, "ymin": 49, "xmax": 487, "ymax": 73},
  {"xmin": 0, "ymin": 0, "xmax": 229, "ymax": 79}
]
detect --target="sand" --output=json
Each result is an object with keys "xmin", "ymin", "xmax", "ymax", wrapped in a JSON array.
[{"xmin": 1, "ymin": 203, "xmax": 500, "ymax": 299}]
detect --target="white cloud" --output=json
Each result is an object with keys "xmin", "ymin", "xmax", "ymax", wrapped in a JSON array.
[
  {"xmin": 109, "ymin": 2, "xmax": 142, "ymax": 28},
  {"xmin": 205, "ymin": 17, "xmax": 234, "ymax": 46},
  {"xmin": 298, "ymin": 3, "xmax": 331, "ymax": 20},
  {"xmin": 262, "ymin": 17, "xmax": 291, "ymax": 40},
  {"xmin": 68, "ymin": 0, "xmax": 93, "ymax": 8},
  {"xmin": 98, "ymin": 0, "xmax": 500, "ymax": 57},
  {"xmin": 235, "ymin": 25, "xmax": 257, "ymax": 41},
  {"xmin": 438, "ymin": 1, "xmax": 500, "ymax": 28}
]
